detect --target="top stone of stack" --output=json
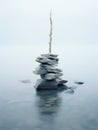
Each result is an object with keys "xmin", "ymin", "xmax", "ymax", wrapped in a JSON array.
[
  {"xmin": 41, "ymin": 54, "xmax": 58, "ymax": 59},
  {"xmin": 36, "ymin": 54, "xmax": 59, "ymax": 66}
]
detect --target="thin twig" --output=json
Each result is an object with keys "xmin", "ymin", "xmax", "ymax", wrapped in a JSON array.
[{"xmin": 49, "ymin": 11, "xmax": 53, "ymax": 53}]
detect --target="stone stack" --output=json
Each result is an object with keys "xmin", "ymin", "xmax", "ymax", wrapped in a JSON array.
[{"xmin": 34, "ymin": 54, "xmax": 68, "ymax": 91}]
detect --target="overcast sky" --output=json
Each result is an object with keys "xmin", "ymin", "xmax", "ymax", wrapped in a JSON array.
[{"xmin": 0, "ymin": 0, "xmax": 98, "ymax": 46}]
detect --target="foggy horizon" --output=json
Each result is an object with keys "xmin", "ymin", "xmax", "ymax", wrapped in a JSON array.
[{"xmin": 0, "ymin": 0, "xmax": 98, "ymax": 46}]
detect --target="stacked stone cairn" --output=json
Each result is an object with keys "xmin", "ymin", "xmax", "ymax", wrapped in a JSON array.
[{"xmin": 34, "ymin": 54, "xmax": 68, "ymax": 91}]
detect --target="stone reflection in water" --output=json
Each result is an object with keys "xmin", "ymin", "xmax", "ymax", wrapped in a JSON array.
[
  {"xmin": 36, "ymin": 91, "xmax": 61, "ymax": 116},
  {"xmin": 36, "ymin": 87, "xmax": 76, "ymax": 116},
  {"xmin": 35, "ymin": 91, "xmax": 62, "ymax": 129},
  {"xmin": 35, "ymin": 89, "xmax": 76, "ymax": 130}
]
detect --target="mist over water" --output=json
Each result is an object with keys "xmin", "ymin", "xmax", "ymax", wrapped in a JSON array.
[{"xmin": 0, "ymin": 44, "xmax": 98, "ymax": 130}]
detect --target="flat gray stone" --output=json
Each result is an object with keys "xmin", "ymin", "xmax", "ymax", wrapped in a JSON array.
[
  {"xmin": 47, "ymin": 68, "xmax": 62, "ymax": 73},
  {"xmin": 45, "ymin": 73, "xmax": 63, "ymax": 80},
  {"xmin": 40, "ymin": 64, "xmax": 55, "ymax": 69},
  {"xmin": 33, "ymin": 66, "xmax": 47, "ymax": 75},
  {"xmin": 36, "ymin": 57, "xmax": 58, "ymax": 65},
  {"xmin": 40, "ymin": 64, "xmax": 61, "ymax": 73},
  {"xmin": 41, "ymin": 54, "xmax": 58, "ymax": 57},
  {"xmin": 41, "ymin": 54, "xmax": 59, "ymax": 61}
]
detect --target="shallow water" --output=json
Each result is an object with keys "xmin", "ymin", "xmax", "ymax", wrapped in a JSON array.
[{"xmin": 0, "ymin": 44, "xmax": 98, "ymax": 130}]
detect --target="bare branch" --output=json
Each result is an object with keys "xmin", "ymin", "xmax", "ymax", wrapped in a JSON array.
[{"xmin": 49, "ymin": 11, "xmax": 53, "ymax": 53}]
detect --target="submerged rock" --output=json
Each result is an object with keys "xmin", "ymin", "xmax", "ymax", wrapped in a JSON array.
[
  {"xmin": 74, "ymin": 81, "xmax": 84, "ymax": 85},
  {"xmin": 34, "ymin": 79, "xmax": 68, "ymax": 91},
  {"xmin": 20, "ymin": 79, "xmax": 31, "ymax": 84},
  {"xmin": 34, "ymin": 79, "xmax": 58, "ymax": 91},
  {"xmin": 58, "ymin": 80, "xmax": 68, "ymax": 85}
]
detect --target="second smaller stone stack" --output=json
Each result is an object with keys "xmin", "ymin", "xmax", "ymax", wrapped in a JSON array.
[{"xmin": 34, "ymin": 54, "xmax": 67, "ymax": 90}]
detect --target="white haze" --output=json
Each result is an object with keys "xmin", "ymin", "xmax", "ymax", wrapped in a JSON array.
[{"xmin": 0, "ymin": 0, "xmax": 98, "ymax": 46}]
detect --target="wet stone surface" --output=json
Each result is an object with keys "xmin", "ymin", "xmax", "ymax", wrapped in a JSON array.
[{"xmin": 34, "ymin": 54, "xmax": 68, "ymax": 90}]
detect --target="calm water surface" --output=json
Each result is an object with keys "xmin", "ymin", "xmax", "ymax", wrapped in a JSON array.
[{"xmin": 0, "ymin": 44, "xmax": 98, "ymax": 130}]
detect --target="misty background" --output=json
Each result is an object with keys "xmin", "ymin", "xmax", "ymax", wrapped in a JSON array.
[{"xmin": 0, "ymin": 0, "xmax": 98, "ymax": 47}]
